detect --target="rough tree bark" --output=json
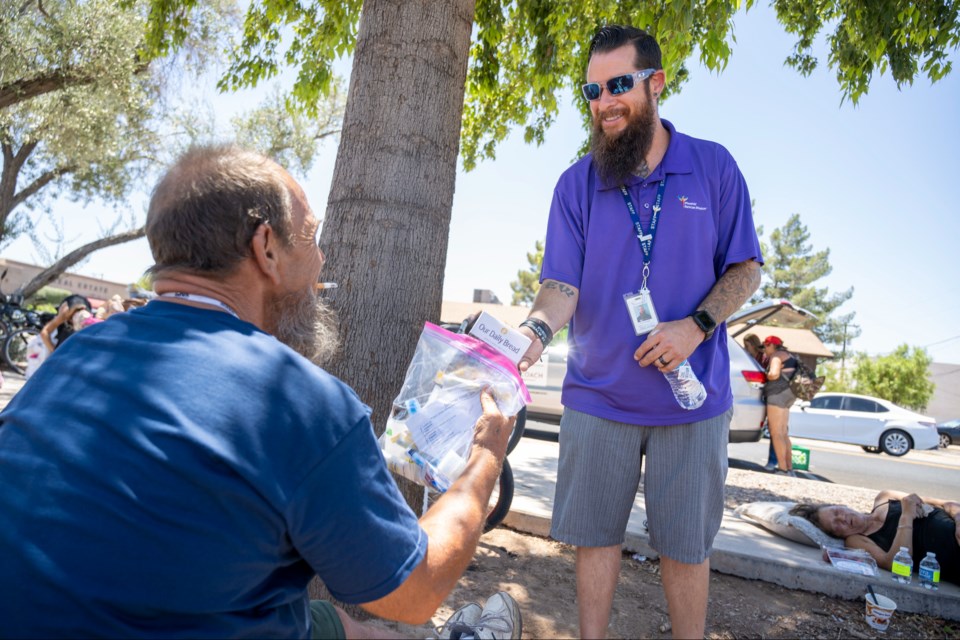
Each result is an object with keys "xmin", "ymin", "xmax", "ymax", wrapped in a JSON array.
[
  {"xmin": 308, "ymin": 0, "xmax": 476, "ymax": 614},
  {"xmin": 318, "ymin": 0, "xmax": 475, "ymax": 454}
]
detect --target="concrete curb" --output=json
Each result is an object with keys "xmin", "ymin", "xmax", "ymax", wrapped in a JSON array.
[{"xmin": 506, "ymin": 437, "xmax": 960, "ymax": 621}]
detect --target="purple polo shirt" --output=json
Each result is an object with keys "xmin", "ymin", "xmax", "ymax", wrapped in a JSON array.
[{"xmin": 542, "ymin": 120, "xmax": 762, "ymax": 426}]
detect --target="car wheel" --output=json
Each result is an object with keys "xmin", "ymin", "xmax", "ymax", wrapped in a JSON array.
[
  {"xmin": 861, "ymin": 446, "xmax": 881, "ymax": 454},
  {"xmin": 879, "ymin": 430, "xmax": 912, "ymax": 457},
  {"xmin": 940, "ymin": 433, "xmax": 952, "ymax": 449}
]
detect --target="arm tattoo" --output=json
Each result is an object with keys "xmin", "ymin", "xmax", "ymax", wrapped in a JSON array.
[
  {"xmin": 543, "ymin": 280, "xmax": 577, "ymax": 297},
  {"xmin": 700, "ymin": 260, "xmax": 761, "ymax": 322}
]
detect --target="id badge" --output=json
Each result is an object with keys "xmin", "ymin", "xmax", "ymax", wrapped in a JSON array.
[{"xmin": 624, "ymin": 289, "xmax": 659, "ymax": 335}]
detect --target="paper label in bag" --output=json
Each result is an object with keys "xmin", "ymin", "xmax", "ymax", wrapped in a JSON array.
[
  {"xmin": 405, "ymin": 387, "xmax": 480, "ymax": 461},
  {"xmin": 468, "ymin": 311, "xmax": 532, "ymax": 365}
]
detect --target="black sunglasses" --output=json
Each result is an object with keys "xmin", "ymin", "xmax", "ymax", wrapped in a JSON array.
[{"xmin": 581, "ymin": 68, "xmax": 657, "ymax": 102}]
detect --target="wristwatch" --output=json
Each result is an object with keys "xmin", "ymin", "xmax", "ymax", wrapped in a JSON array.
[{"xmin": 689, "ymin": 309, "xmax": 717, "ymax": 340}]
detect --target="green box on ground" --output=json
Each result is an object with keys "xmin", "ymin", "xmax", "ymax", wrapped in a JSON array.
[{"xmin": 791, "ymin": 446, "xmax": 810, "ymax": 471}]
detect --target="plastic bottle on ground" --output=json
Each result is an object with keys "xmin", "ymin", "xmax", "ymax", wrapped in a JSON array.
[
  {"xmin": 663, "ymin": 359, "xmax": 707, "ymax": 410},
  {"xmin": 891, "ymin": 546, "xmax": 913, "ymax": 585},
  {"xmin": 919, "ymin": 552, "xmax": 940, "ymax": 590}
]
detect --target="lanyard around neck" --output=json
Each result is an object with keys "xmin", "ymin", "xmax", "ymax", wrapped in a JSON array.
[
  {"xmin": 160, "ymin": 292, "xmax": 239, "ymax": 319},
  {"xmin": 619, "ymin": 177, "xmax": 668, "ymax": 266}
]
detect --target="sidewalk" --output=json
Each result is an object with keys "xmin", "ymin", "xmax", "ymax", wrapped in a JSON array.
[{"xmin": 505, "ymin": 437, "xmax": 960, "ymax": 622}]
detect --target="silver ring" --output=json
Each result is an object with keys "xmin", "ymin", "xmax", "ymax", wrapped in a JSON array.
[{"xmin": 658, "ymin": 355, "xmax": 668, "ymax": 366}]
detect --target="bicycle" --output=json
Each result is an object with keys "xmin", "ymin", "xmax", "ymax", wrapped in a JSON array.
[{"xmin": 3, "ymin": 326, "xmax": 40, "ymax": 375}]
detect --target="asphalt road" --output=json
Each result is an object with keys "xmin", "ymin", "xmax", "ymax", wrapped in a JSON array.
[
  {"xmin": 728, "ymin": 437, "xmax": 960, "ymax": 498},
  {"xmin": 524, "ymin": 416, "xmax": 960, "ymax": 498}
]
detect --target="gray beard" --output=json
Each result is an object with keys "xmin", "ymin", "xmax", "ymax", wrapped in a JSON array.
[{"xmin": 274, "ymin": 291, "xmax": 340, "ymax": 367}]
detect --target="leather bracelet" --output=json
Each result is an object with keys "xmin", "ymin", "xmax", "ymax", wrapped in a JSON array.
[{"xmin": 520, "ymin": 318, "xmax": 553, "ymax": 347}]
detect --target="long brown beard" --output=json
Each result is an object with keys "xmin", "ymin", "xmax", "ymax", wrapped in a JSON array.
[
  {"xmin": 273, "ymin": 289, "xmax": 340, "ymax": 366},
  {"xmin": 590, "ymin": 84, "xmax": 657, "ymax": 186}
]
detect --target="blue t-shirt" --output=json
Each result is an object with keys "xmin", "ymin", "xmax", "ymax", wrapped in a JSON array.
[
  {"xmin": 0, "ymin": 302, "xmax": 427, "ymax": 638},
  {"xmin": 542, "ymin": 120, "xmax": 763, "ymax": 425}
]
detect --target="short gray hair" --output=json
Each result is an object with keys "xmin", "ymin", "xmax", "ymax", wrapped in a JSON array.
[{"xmin": 146, "ymin": 145, "xmax": 295, "ymax": 279}]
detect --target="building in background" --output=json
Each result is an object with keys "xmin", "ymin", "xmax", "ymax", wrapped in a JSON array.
[
  {"xmin": 0, "ymin": 258, "xmax": 129, "ymax": 307},
  {"xmin": 927, "ymin": 363, "xmax": 960, "ymax": 422}
]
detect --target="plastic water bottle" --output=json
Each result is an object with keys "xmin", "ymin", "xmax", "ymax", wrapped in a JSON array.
[
  {"xmin": 891, "ymin": 547, "xmax": 912, "ymax": 584},
  {"xmin": 919, "ymin": 552, "xmax": 940, "ymax": 590},
  {"xmin": 664, "ymin": 360, "xmax": 707, "ymax": 410}
]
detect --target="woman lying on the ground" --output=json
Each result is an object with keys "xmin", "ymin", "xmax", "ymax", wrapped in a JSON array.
[{"xmin": 791, "ymin": 490, "xmax": 959, "ymax": 584}]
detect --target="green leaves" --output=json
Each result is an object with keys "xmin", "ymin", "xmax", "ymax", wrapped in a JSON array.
[
  {"xmin": 135, "ymin": 0, "xmax": 958, "ymax": 168},
  {"xmin": 509, "ymin": 239, "xmax": 544, "ymax": 306},
  {"xmin": 850, "ymin": 345, "xmax": 935, "ymax": 411},
  {"xmin": 753, "ymin": 213, "xmax": 857, "ymax": 350},
  {"xmin": 776, "ymin": 0, "xmax": 960, "ymax": 104}
]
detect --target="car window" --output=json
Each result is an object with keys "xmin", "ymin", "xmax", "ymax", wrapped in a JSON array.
[
  {"xmin": 843, "ymin": 397, "xmax": 881, "ymax": 413},
  {"xmin": 811, "ymin": 396, "xmax": 842, "ymax": 410}
]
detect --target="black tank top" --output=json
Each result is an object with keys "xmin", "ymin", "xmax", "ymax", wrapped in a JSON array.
[
  {"xmin": 764, "ymin": 356, "xmax": 797, "ymax": 395},
  {"xmin": 866, "ymin": 500, "xmax": 960, "ymax": 585}
]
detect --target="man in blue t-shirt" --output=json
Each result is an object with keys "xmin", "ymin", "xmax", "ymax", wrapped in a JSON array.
[
  {"xmin": 517, "ymin": 26, "xmax": 762, "ymax": 639},
  {"xmin": 0, "ymin": 145, "xmax": 520, "ymax": 639}
]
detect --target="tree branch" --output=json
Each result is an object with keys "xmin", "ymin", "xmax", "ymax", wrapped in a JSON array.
[
  {"xmin": 10, "ymin": 165, "xmax": 71, "ymax": 211},
  {"xmin": 0, "ymin": 60, "xmax": 152, "ymax": 111},
  {"xmin": 19, "ymin": 225, "xmax": 146, "ymax": 298}
]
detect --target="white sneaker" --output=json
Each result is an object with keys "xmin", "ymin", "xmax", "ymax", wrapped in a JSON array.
[
  {"xmin": 438, "ymin": 602, "xmax": 482, "ymax": 640},
  {"xmin": 472, "ymin": 591, "xmax": 522, "ymax": 639}
]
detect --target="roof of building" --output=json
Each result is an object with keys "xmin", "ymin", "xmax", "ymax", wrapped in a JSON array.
[{"xmin": 730, "ymin": 324, "xmax": 834, "ymax": 358}]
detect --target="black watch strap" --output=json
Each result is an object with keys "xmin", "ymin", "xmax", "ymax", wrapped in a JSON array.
[{"xmin": 690, "ymin": 309, "xmax": 717, "ymax": 340}]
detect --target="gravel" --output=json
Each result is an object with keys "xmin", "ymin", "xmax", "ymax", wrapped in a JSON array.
[{"xmin": 725, "ymin": 467, "xmax": 880, "ymax": 512}]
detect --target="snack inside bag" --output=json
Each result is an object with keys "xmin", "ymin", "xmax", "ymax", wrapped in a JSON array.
[{"xmin": 379, "ymin": 322, "xmax": 530, "ymax": 493}]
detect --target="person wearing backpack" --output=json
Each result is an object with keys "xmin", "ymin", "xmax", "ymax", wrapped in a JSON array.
[{"xmin": 762, "ymin": 335, "xmax": 798, "ymax": 476}]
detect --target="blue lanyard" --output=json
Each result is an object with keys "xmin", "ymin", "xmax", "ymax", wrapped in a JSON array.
[{"xmin": 619, "ymin": 177, "xmax": 667, "ymax": 266}]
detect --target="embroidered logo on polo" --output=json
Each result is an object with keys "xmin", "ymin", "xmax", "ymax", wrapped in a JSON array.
[{"xmin": 677, "ymin": 195, "xmax": 707, "ymax": 211}]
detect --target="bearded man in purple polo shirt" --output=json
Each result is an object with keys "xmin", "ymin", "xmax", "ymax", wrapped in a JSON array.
[{"xmin": 517, "ymin": 25, "xmax": 763, "ymax": 639}]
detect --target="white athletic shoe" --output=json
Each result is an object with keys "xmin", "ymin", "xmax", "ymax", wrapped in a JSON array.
[
  {"xmin": 472, "ymin": 591, "xmax": 522, "ymax": 639},
  {"xmin": 437, "ymin": 602, "xmax": 482, "ymax": 640}
]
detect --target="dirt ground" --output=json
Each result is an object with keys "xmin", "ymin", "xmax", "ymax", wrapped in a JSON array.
[{"xmin": 371, "ymin": 526, "xmax": 959, "ymax": 639}]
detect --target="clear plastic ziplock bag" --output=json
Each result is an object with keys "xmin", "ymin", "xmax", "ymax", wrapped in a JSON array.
[{"xmin": 379, "ymin": 322, "xmax": 531, "ymax": 493}]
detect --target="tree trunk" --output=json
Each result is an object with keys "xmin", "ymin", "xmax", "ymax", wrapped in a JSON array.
[
  {"xmin": 19, "ymin": 226, "xmax": 145, "ymax": 298},
  {"xmin": 311, "ymin": 0, "xmax": 475, "ymax": 615},
  {"xmin": 319, "ymin": 0, "xmax": 475, "ymax": 461}
]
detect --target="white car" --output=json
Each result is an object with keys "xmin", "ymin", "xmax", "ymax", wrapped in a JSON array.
[
  {"xmin": 789, "ymin": 393, "xmax": 939, "ymax": 456},
  {"xmin": 521, "ymin": 299, "xmax": 819, "ymax": 443}
]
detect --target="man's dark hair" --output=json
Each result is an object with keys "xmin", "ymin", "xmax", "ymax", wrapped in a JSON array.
[
  {"xmin": 588, "ymin": 25, "xmax": 662, "ymax": 71},
  {"xmin": 145, "ymin": 145, "xmax": 295, "ymax": 279}
]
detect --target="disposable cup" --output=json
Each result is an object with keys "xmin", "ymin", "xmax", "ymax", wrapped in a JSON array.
[{"xmin": 864, "ymin": 593, "xmax": 896, "ymax": 632}]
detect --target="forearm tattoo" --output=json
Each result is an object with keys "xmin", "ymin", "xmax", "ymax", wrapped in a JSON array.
[
  {"xmin": 543, "ymin": 280, "xmax": 577, "ymax": 297},
  {"xmin": 700, "ymin": 261, "xmax": 761, "ymax": 321}
]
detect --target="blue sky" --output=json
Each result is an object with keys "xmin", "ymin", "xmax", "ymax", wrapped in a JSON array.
[{"xmin": 5, "ymin": 4, "xmax": 959, "ymax": 363}]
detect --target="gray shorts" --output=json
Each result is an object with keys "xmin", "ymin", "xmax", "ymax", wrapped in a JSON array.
[
  {"xmin": 765, "ymin": 386, "xmax": 797, "ymax": 409},
  {"xmin": 550, "ymin": 407, "xmax": 731, "ymax": 564}
]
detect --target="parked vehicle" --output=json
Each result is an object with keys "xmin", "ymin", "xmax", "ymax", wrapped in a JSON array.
[
  {"xmin": 789, "ymin": 393, "xmax": 939, "ymax": 456},
  {"xmin": 520, "ymin": 299, "xmax": 820, "ymax": 443},
  {"xmin": 937, "ymin": 419, "xmax": 960, "ymax": 448}
]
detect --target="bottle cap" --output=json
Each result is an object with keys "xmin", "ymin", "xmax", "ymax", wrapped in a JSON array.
[
  {"xmin": 436, "ymin": 450, "xmax": 467, "ymax": 481},
  {"xmin": 900, "ymin": 546, "xmax": 909, "ymax": 552}
]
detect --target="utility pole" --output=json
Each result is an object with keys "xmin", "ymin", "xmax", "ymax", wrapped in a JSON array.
[{"xmin": 840, "ymin": 320, "xmax": 849, "ymax": 386}]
